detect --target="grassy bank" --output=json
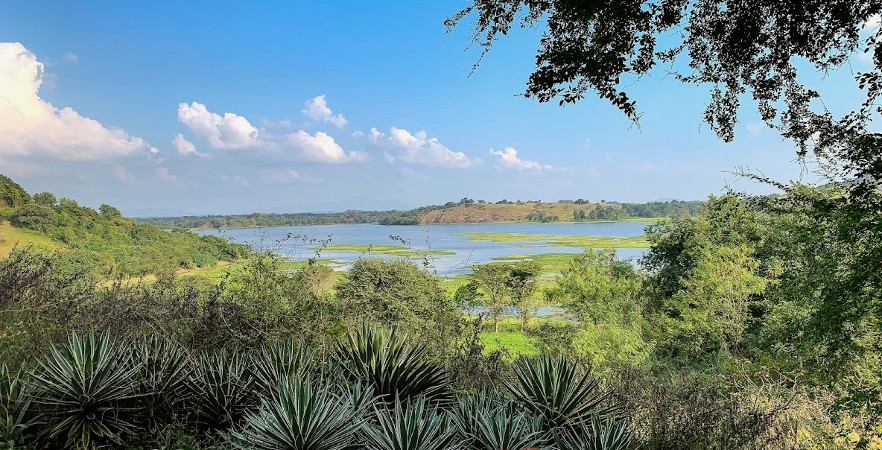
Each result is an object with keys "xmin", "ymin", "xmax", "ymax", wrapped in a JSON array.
[{"xmin": 462, "ymin": 231, "xmax": 650, "ymax": 248}]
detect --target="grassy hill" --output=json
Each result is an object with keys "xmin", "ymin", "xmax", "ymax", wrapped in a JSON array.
[
  {"xmin": 0, "ymin": 174, "xmax": 250, "ymax": 277},
  {"xmin": 0, "ymin": 221, "xmax": 62, "ymax": 258},
  {"xmin": 419, "ymin": 201, "xmax": 606, "ymax": 224}
]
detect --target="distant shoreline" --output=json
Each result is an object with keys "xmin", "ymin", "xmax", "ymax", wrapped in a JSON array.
[{"xmin": 188, "ymin": 217, "xmax": 666, "ymax": 232}]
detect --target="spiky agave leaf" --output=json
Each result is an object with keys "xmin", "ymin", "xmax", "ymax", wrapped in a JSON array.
[
  {"xmin": 251, "ymin": 339, "xmax": 316, "ymax": 396},
  {"xmin": 29, "ymin": 332, "xmax": 140, "ymax": 449},
  {"xmin": 187, "ymin": 349, "xmax": 255, "ymax": 430},
  {"xmin": 452, "ymin": 390, "xmax": 543, "ymax": 450},
  {"xmin": 131, "ymin": 334, "xmax": 192, "ymax": 426},
  {"xmin": 553, "ymin": 415, "xmax": 633, "ymax": 450},
  {"xmin": 336, "ymin": 325, "xmax": 449, "ymax": 404},
  {"xmin": 363, "ymin": 397, "xmax": 462, "ymax": 450},
  {"xmin": 450, "ymin": 389, "xmax": 509, "ymax": 446},
  {"xmin": 230, "ymin": 377, "xmax": 368, "ymax": 450},
  {"xmin": 0, "ymin": 363, "xmax": 34, "ymax": 446},
  {"xmin": 504, "ymin": 355, "xmax": 616, "ymax": 430}
]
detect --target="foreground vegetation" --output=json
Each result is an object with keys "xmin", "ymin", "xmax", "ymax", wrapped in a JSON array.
[{"xmin": 2, "ymin": 182, "xmax": 881, "ymax": 448}]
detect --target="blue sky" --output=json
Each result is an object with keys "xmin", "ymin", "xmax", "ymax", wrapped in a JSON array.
[{"xmin": 0, "ymin": 1, "xmax": 871, "ymax": 215}]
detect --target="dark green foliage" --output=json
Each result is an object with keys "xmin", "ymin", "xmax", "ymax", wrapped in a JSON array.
[
  {"xmin": 336, "ymin": 325, "xmax": 450, "ymax": 404},
  {"xmin": 452, "ymin": 391, "xmax": 543, "ymax": 450},
  {"xmin": 187, "ymin": 350, "xmax": 255, "ymax": 430},
  {"xmin": 553, "ymin": 415, "xmax": 633, "ymax": 450},
  {"xmin": 0, "ymin": 363, "xmax": 32, "ymax": 447},
  {"xmin": 363, "ymin": 398, "xmax": 462, "ymax": 450},
  {"xmin": 131, "ymin": 335, "xmax": 191, "ymax": 428},
  {"xmin": 505, "ymin": 355, "xmax": 615, "ymax": 431},
  {"xmin": 230, "ymin": 377, "xmax": 369, "ymax": 450},
  {"xmin": 0, "ymin": 175, "xmax": 30, "ymax": 209},
  {"xmin": 29, "ymin": 333, "xmax": 139, "ymax": 449},
  {"xmin": 336, "ymin": 258, "xmax": 459, "ymax": 347},
  {"xmin": 0, "ymin": 174, "xmax": 249, "ymax": 277},
  {"xmin": 251, "ymin": 340, "xmax": 316, "ymax": 395}
]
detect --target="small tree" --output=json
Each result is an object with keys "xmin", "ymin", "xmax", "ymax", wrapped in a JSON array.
[
  {"xmin": 470, "ymin": 263, "xmax": 512, "ymax": 332},
  {"xmin": 506, "ymin": 260, "xmax": 542, "ymax": 332}
]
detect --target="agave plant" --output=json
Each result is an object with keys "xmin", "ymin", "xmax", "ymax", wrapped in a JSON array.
[
  {"xmin": 553, "ymin": 415, "xmax": 633, "ymax": 450},
  {"xmin": 504, "ymin": 355, "xmax": 616, "ymax": 430},
  {"xmin": 363, "ymin": 398, "xmax": 462, "ymax": 450},
  {"xmin": 229, "ymin": 377, "xmax": 368, "ymax": 450},
  {"xmin": 187, "ymin": 349, "xmax": 255, "ymax": 430},
  {"xmin": 336, "ymin": 325, "xmax": 449, "ymax": 404},
  {"xmin": 131, "ymin": 334, "xmax": 192, "ymax": 426},
  {"xmin": 452, "ymin": 390, "xmax": 543, "ymax": 450},
  {"xmin": 0, "ymin": 363, "xmax": 33, "ymax": 446},
  {"xmin": 251, "ymin": 339, "xmax": 316, "ymax": 395},
  {"xmin": 29, "ymin": 332, "xmax": 140, "ymax": 449}
]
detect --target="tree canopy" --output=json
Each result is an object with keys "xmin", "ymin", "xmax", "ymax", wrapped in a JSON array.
[{"xmin": 448, "ymin": 0, "xmax": 882, "ymax": 187}]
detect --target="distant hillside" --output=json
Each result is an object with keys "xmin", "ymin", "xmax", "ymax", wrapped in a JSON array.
[
  {"xmin": 139, "ymin": 198, "xmax": 703, "ymax": 229},
  {"xmin": 0, "ymin": 174, "xmax": 250, "ymax": 277},
  {"xmin": 418, "ymin": 199, "xmax": 703, "ymax": 224},
  {"xmin": 419, "ymin": 201, "xmax": 597, "ymax": 224}
]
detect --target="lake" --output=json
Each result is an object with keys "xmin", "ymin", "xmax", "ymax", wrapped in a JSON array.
[{"xmin": 197, "ymin": 222, "xmax": 650, "ymax": 276}]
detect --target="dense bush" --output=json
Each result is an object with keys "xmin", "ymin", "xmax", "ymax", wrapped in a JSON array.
[{"xmin": 0, "ymin": 329, "xmax": 632, "ymax": 450}]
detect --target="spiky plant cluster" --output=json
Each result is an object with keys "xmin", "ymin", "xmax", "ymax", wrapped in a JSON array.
[{"xmin": 0, "ymin": 328, "xmax": 632, "ymax": 449}]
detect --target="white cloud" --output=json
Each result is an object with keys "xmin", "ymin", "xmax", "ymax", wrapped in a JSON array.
[
  {"xmin": 177, "ymin": 101, "xmax": 260, "ymax": 149},
  {"xmin": 301, "ymin": 95, "xmax": 347, "ymax": 128},
  {"xmin": 864, "ymin": 14, "xmax": 881, "ymax": 30},
  {"xmin": 61, "ymin": 52, "xmax": 78, "ymax": 64},
  {"xmin": 113, "ymin": 166, "xmax": 137, "ymax": 184},
  {"xmin": 489, "ymin": 147, "xmax": 551, "ymax": 171},
  {"xmin": 374, "ymin": 127, "xmax": 472, "ymax": 168},
  {"xmin": 156, "ymin": 167, "xmax": 178, "ymax": 183},
  {"xmin": 260, "ymin": 168, "xmax": 320, "ymax": 184},
  {"xmin": 351, "ymin": 130, "xmax": 364, "ymax": 138},
  {"xmin": 220, "ymin": 174, "xmax": 249, "ymax": 187},
  {"xmin": 0, "ymin": 42, "xmax": 152, "ymax": 161},
  {"xmin": 287, "ymin": 130, "xmax": 366, "ymax": 163},
  {"xmin": 172, "ymin": 133, "xmax": 209, "ymax": 159}
]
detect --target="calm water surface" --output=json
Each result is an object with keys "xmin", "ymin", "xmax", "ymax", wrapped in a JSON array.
[{"xmin": 198, "ymin": 222, "xmax": 649, "ymax": 276}]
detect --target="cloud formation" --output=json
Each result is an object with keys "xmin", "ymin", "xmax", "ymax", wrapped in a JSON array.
[
  {"xmin": 489, "ymin": 147, "xmax": 551, "ymax": 171},
  {"xmin": 301, "ymin": 95, "xmax": 347, "ymax": 128},
  {"xmin": 0, "ymin": 42, "xmax": 152, "ymax": 161},
  {"xmin": 156, "ymin": 167, "xmax": 178, "ymax": 183},
  {"xmin": 61, "ymin": 52, "xmax": 78, "ymax": 64},
  {"xmin": 177, "ymin": 102, "xmax": 260, "ymax": 149},
  {"xmin": 172, "ymin": 133, "xmax": 209, "ymax": 159},
  {"xmin": 372, "ymin": 127, "xmax": 471, "ymax": 168},
  {"xmin": 287, "ymin": 130, "xmax": 366, "ymax": 163},
  {"xmin": 260, "ymin": 168, "xmax": 320, "ymax": 184}
]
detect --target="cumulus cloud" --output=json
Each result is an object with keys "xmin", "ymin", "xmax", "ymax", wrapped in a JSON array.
[
  {"xmin": 489, "ymin": 147, "xmax": 551, "ymax": 171},
  {"xmin": 260, "ymin": 168, "xmax": 320, "ymax": 184},
  {"xmin": 172, "ymin": 133, "xmax": 209, "ymax": 159},
  {"xmin": 177, "ymin": 102, "xmax": 260, "ymax": 149},
  {"xmin": 156, "ymin": 167, "xmax": 178, "ymax": 183},
  {"xmin": 372, "ymin": 127, "xmax": 471, "ymax": 168},
  {"xmin": 0, "ymin": 42, "xmax": 152, "ymax": 161},
  {"xmin": 301, "ymin": 95, "xmax": 347, "ymax": 128},
  {"xmin": 113, "ymin": 166, "xmax": 137, "ymax": 184},
  {"xmin": 287, "ymin": 130, "xmax": 366, "ymax": 163},
  {"xmin": 61, "ymin": 52, "xmax": 78, "ymax": 64}
]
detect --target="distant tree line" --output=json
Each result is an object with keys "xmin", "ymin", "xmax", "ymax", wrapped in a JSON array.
[{"xmin": 140, "ymin": 198, "xmax": 705, "ymax": 228}]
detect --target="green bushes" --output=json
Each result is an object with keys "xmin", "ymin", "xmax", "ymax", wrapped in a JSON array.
[{"xmin": 0, "ymin": 328, "xmax": 632, "ymax": 449}]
